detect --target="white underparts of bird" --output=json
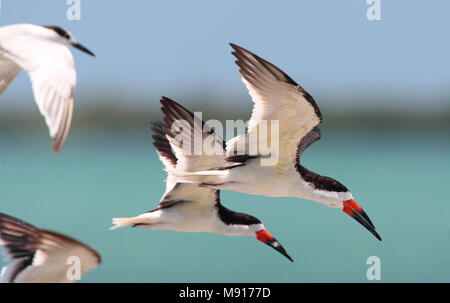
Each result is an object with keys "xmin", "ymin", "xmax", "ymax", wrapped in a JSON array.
[
  {"xmin": 109, "ymin": 108, "xmax": 293, "ymax": 262},
  {"xmin": 167, "ymin": 43, "xmax": 382, "ymax": 242},
  {"xmin": 0, "ymin": 213, "xmax": 101, "ymax": 283},
  {"xmin": 0, "ymin": 23, "xmax": 96, "ymax": 152}
]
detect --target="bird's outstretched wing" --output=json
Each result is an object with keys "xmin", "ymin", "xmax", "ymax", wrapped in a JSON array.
[
  {"xmin": 160, "ymin": 96, "xmax": 227, "ymax": 172},
  {"xmin": 0, "ymin": 213, "xmax": 101, "ymax": 283},
  {"xmin": 152, "ymin": 97, "xmax": 226, "ymax": 209},
  {"xmin": 151, "ymin": 121, "xmax": 178, "ymax": 171},
  {"xmin": 1, "ymin": 36, "xmax": 76, "ymax": 152},
  {"xmin": 27, "ymin": 46, "xmax": 76, "ymax": 153},
  {"xmin": 0, "ymin": 56, "xmax": 21, "ymax": 95},
  {"xmin": 227, "ymin": 44, "xmax": 323, "ymax": 167}
]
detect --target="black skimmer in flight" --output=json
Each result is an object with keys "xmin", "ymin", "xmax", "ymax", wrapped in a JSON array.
[
  {"xmin": 0, "ymin": 213, "xmax": 101, "ymax": 283},
  {"xmin": 110, "ymin": 100, "xmax": 293, "ymax": 262},
  {"xmin": 0, "ymin": 24, "xmax": 96, "ymax": 152},
  {"xmin": 170, "ymin": 44, "xmax": 382, "ymax": 241}
]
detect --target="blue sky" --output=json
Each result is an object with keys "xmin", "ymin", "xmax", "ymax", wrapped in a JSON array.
[{"xmin": 1, "ymin": 0, "xmax": 449, "ymax": 111}]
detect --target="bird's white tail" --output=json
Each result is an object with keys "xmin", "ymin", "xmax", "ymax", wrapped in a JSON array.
[{"xmin": 110, "ymin": 216, "xmax": 148, "ymax": 230}]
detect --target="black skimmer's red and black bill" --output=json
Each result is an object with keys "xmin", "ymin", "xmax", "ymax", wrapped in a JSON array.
[
  {"xmin": 110, "ymin": 101, "xmax": 293, "ymax": 262},
  {"xmin": 0, "ymin": 213, "xmax": 101, "ymax": 283},
  {"xmin": 170, "ymin": 44, "xmax": 382, "ymax": 242},
  {"xmin": 0, "ymin": 24, "xmax": 96, "ymax": 152}
]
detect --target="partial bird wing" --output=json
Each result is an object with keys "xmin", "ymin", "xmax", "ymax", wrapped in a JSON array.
[
  {"xmin": 160, "ymin": 96, "xmax": 227, "ymax": 172},
  {"xmin": 152, "ymin": 98, "xmax": 225, "ymax": 209},
  {"xmin": 151, "ymin": 121, "xmax": 178, "ymax": 171},
  {"xmin": 28, "ymin": 47, "xmax": 76, "ymax": 153},
  {"xmin": 1, "ymin": 37, "xmax": 76, "ymax": 152},
  {"xmin": 296, "ymin": 126, "xmax": 321, "ymax": 160},
  {"xmin": 227, "ymin": 44, "xmax": 323, "ymax": 168},
  {"xmin": 0, "ymin": 55, "xmax": 21, "ymax": 95},
  {"xmin": 0, "ymin": 213, "xmax": 101, "ymax": 283}
]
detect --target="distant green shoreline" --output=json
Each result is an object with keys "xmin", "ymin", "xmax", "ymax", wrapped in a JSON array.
[{"xmin": 1, "ymin": 110, "xmax": 449, "ymax": 129}]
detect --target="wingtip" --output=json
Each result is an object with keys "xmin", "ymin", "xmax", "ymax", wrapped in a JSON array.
[
  {"xmin": 229, "ymin": 42, "xmax": 243, "ymax": 51},
  {"xmin": 52, "ymin": 144, "xmax": 62, "ymax": 153},
  {"xmin": 229, "ymin": 43, "xmax": 254, "ymax": 57},
  {"xmin": 51, "ymin": 96, "xmax": 74, "ymax": 154},
  {"xmin": 52, "ymin": 132, "xmax": 66, "ymax": 153},
  {"xmin": 51, "ymin": 126, "xmax": 67, "ymax": 153},
  {"xmin": 150, "ymin": 121, "xmax": 165, "ymax": 133},
  {"xmin": 160, "ymin": 96, "xmax": 175, "ymax": 105},
  {"xmin": 160, "ymin": 96, "xmax": 178, "ymax": 112},
  {"xmin": 230, "ymin": 44, "xmax": 246, "ymax": 60}
]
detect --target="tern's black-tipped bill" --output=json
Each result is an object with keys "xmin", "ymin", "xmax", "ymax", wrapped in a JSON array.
[{"xmin": 72, "ymin": 42, "xmax": 96, "ymax": 57}]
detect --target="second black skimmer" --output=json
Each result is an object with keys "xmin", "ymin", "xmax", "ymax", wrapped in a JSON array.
[
  {"xmin": 110, "ymin": 104, "xmax": 293, "ymax": 262},
  {"xmin": 169, "ymin": 44, "xmax": 382, "ymax": 241},
  {"xmin": 0, "ymin": 213, "xmax": 101, "ymax": 283}
]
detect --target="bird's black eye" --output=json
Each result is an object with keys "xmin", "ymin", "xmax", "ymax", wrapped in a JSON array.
[{"xmin": 42, "ymin": 25, "xmax": 71, "ymax": 40}]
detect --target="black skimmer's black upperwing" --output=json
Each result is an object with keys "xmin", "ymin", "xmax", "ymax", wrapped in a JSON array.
[
  {"xmin": 228, "ymin": 43, "xmax": 345, "ymax": 192},
  {"xmin": 160, "ymin": 96, "xmax": 226, "ymax": 151},
  {"xmin": 0, "ymin": 213, "xmax": 101, "ymax": 283},
  {"xmin": 151, "ymin": 97, "xmax": 294, "ymax": 261},
  {"xmin": 225, "ymin": 43, "xmax": 323, "ymax": 163},
  {"xmin": 151, "ymin": 121, "xmax": 178, "ymax": 169},
  {"xmin": 228, "ymin": 44, "xmax": 381, "ymax": 241},
  {"xmin": 229, "ymin": 43, "xmax": 322, "ymax": 122},
  {"xmin": 295, "ymin": 126, "xmax": 348, "ymax": 193},
  {"xmin": 152, "ymin": 97, "xmax": 228, "ymax": 210}
]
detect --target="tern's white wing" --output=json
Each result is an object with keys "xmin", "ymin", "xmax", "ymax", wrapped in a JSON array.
[
  {"xmin": 0, "ymin": 213, "xmax": 101, "ymax": 283},
  {"xmin": 28, "ymin": 51, "xmax": 75, "ymax": 153},
  {"xmin": 0, "ymin": 27, "xmax": 76, "ymax": 152},
  {"xmin": 0, "ymin": 55, "xmax": 21, "ymax": 95},
  {"xmin": 227, "ymin": 44, "xmax": 323, "ymax": 168}
]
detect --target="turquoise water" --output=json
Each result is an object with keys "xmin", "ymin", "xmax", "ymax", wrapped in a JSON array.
[{"xmin": 1, "ymin": 125, "xmax": 449, "ymax": 282}]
